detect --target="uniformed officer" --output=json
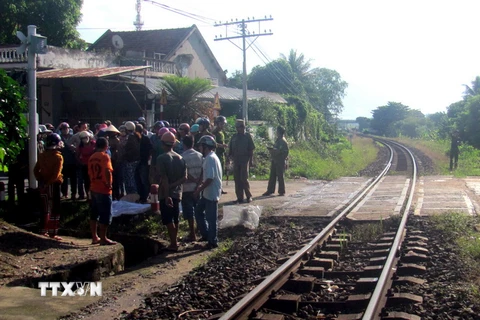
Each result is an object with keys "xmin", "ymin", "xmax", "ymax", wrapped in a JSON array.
[{"xmin": 228, "ymin": 119, "xmax": 255, "ymax": 203}]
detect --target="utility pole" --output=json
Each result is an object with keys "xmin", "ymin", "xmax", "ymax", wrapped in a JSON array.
[{"xmin": 214, "ymin": 16, "xmax": 273, "ymax": 124}]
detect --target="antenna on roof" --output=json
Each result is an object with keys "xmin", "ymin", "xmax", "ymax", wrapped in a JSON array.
[{"xmin": 133, "ymin": 0, "xmax": 144, "ymax": 31}]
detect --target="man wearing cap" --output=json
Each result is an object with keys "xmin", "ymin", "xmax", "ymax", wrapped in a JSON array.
[
  {"xmin": 156, "ymin": 132, "xmax": 187, "ymax": 251},
  {"xmin": 173, "ymin": 123, "xmax": 190, "ymax": 155},
  {"xmin": 263, "ymin": 126, "xmax": 289, "ymax": 197},
  {"xmin": 228, "ymin": 119, "xmax": 255, "ymax": 203}
]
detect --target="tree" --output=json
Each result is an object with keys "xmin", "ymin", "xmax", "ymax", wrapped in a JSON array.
[
  {"xmin": 248, "ymin": 59, "xmax": 302, "ymax": 95},
  {"xmin": 0, "ymin": 70, "xmax": 28, "ymax": 171},
  {"xmin": 463, "ymin": 76, "xmax": 480, "ymax": 98},
  {"xmin": 0, "ymin": 0, "xmax": 86, "ymax": 49},
  {"xmin": 305, "ymin": 68, "xmax": 348, "ymax": 118},
  {"xmin": 280, "ymin": 49, "xmax": 313, "ymax": 83},
  {"xmin": 161, "ymin": 76, "xmax": 213, "ymax": 119},
  {"xmin": 370, "ymin": 102, "xmax": 410, "ymax": 136},
  {"xmin": 356, "ymin": 117, "xmax": 371, "ymax": 132},
  {"xmin": 226, "ymin": 70, "xmax": 243, "ymax": 89}
]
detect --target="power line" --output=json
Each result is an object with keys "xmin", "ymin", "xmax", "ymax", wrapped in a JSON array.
[
  {"xmin": 214, "ymin": 16, "xmax": 273, "ymax": 123},
  {"xmin": 143, "ymin": 0, "xmax": 218, "ymax": 25},
  {"xmin": 249, "ymin": 41, "xmax": 302, "ymax": 96}
]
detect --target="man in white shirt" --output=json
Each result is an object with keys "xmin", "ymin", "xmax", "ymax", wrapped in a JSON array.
[
  {"xmin": 194, "ymin": 135, "xmax": 222, "ymax": 249},
  {"xmin": 181, "ymin": 135, "xmax": 203, "ymax": 241}
]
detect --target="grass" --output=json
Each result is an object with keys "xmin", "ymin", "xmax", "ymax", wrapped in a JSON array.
[
  {"xmin": 430, "ymin": 212, "xmax": 480, "ymax": 260},
  {"xmin": 394, "ymin": 137, "xmax": 480, "ymax": 176},
  {"xmin": 287, "ymin": 135, "xmax": 379, "ymax": 180},
  {"xmin": 430, "ymin": 212, "xmax": 480, "ymax": 301}
]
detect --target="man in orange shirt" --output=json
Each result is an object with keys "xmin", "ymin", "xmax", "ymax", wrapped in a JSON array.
[{"xmin": 88, "ymin": 137, "xmax": 117, "ymax": 245}]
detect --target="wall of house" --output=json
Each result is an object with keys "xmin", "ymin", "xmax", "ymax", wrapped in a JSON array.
[
  {"xmin": 171, "ymin": 31, "xmax": 226, "ymax": 86},
  {"xmin": 37, "ymin": 78, "xmax": 147, "ymax": 127},
  {"xmin": 38, "ymin": 46, "xmax": 118, "ymax": 69}
]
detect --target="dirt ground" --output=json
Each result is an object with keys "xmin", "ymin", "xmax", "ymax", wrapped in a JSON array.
[{"xmin": 0, "ymin": 179, "xmax": 316, "ymax": 320}]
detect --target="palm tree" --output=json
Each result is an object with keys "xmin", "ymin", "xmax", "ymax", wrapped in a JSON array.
[
  {"xmin": 280, "ymin": 49, "xmax": 313, "ymax": 82},
  {"xmin": 161, "ymin": 76, "xmax": 212, "ymax": 107},
  {"xmin": 161, "ymin": 75, "xmax": 213, "ymax": 119},
  {"xmin": 463, "ymin": 76, "xmax": 480, "ymax": 98}
]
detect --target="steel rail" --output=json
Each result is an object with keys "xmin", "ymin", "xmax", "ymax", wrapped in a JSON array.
[
  {"xmin": 219, "ymin": 143, "xmax": 395, "ymax": 320},
  {"xmin": 361, "ymin": 140, "xmax": 418, "ymax": 320}
]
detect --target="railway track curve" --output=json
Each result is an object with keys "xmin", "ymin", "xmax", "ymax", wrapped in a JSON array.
[{"xmin": 219, "ymin": 138, "xmax": 420, "ymax": 320}]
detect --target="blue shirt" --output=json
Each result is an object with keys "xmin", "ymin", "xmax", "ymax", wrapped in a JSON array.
[{"xmin": 202, "ymin": 151, "xmax": 222, "ymax": 201}]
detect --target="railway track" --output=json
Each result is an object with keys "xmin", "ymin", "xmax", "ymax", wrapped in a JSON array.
[{"xmin": 219, "ymin": 139, "xmax": 422, "ymax": 320}]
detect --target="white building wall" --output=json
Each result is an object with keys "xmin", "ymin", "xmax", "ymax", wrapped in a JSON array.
[
  {"xmin": 170, "ymin": 32, "xmax": 225, "ymax": 86},
  {"xmin": 38, "ymin": 46, "xmax": 117, "ymax": 69}
]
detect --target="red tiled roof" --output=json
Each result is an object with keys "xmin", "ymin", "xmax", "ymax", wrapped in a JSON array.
[
  {"xmin": 87, "ymin": 26, "xmax": 194, "ymax": 56},
  {"xmin": 36, "ymin": 66, "xmax": 150, "ymax": 78}
]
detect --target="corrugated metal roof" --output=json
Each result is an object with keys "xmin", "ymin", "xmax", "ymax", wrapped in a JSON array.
[
  {"xmin": 37, "ymin": 66, "xmax": 150, "ymax": 78},
  {"xmin": 139, "ymin": 78, "xmax": 287, "ymax": 104}
]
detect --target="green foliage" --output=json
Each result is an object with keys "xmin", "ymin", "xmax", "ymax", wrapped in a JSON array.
[
  {"xmin": 351, "ymin": 222, "xmax": 384, "ymax": 242},
  {"xmin": 286, "ymin": 135, "xmax": 378, "ymax": 180},
  {"xmin": 226, "ymin": 70, "xmax": 243, "ymax": 89},
  {"xmin": 371, "ymin": 102, "xmax": 411, "ymax": 137},
  {"xmin": 431, "ymin": 213, "xmax": 480, "ymax": 260},
  {"xmin": 0, "ymin": 0, "xmax": 86, "ymax": 49},
  {"xmin": 305, "ymin": 68, "xmax": 348, "ymax": 118},
  {"xmin": 161, "ymin": 76, "xmax": 213, "ymax": 108},
  {"xmin": 0, "ymin": 70, "xmax": 28, "ymax": 171},
  {"xmin": 248, "ymin": 59, "xmax": 301, "ymax": 94},
  {"xmin": 356, "ymin": 117, "xmax": 371, "ymax": 132}
]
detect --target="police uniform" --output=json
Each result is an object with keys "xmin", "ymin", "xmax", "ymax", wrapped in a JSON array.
[{"xmin": 228, "ymin": 120, "xmax": 255, "ymax": 202}]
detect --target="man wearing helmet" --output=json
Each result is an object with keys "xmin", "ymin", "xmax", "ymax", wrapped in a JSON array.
[
  {"xmin": 194, "ymin": 135, "xmax": 222, "ymax": 249},
  {"xmin": 34, "ymin": 133, "xmax": 64, "ymax": 241},
  {"xmin": 194, "ymin": 118, "xmax": 213, "ymax": 151},
  {"xmin": 156, "ymin": 132, "xmax": 187, "ymax": 251},
  {"xmin": 212, "ymin": 116, "xmax": 228, "ymax": 194},
  {"xmin": 59, "ymin": 122, "xmax": 77, "ymax": 200}
]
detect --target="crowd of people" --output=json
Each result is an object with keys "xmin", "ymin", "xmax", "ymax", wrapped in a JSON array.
[{"xmin": 27, "ymin": 115, "xmax": 290, "ymax": 250}]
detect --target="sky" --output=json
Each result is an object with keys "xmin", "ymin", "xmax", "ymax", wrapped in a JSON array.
[{"xmin": 77, "ymin": 0, "xmax": 480, "ymax": 120}]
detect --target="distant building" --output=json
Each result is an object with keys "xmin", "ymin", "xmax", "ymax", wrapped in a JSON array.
[{"xmin": 337, "ymin": 120, "xmax": 359, "ymax": 131}]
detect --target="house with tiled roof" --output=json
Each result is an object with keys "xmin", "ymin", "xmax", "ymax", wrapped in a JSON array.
[
  {"xmin": 87, "ymin": 25, "xmax": 227, "ymax": 86},
  {"xmin": 0, "ymin": 25, "xmax": 286, "ymax": 126}
]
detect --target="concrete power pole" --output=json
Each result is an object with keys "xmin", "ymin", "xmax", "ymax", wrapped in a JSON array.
[{"xmin": 214, "ymin": 16, "xmax": 273, "ymax": 124}]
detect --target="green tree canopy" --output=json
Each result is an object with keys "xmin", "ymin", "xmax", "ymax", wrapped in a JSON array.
[
  {"xmin": 0, "ymin": 0, "xmax": 86, "ymax": 49},
  {"xmin": 226, "ymin": 70, "xmax": 243, "ymax": 89},
  {"xmin": 356, "ymin": 117, "xmax": 371, "ymax": 132},
  {"xmin": 0, "ymin": 70, "xmax": 28, "ymax": 171},
  {"xmin": 370, "ymin": 102, "xmax": 410, "ymax": 136},
  {"xmin": 463, "ymin": 76, "xmax": 480, "ymax": 99},
  {"xmin": 161, "ymin": 76, "xmax": 213, "ymax": 108},
  {"xmin": 304, "ymin": 68, "xmax": 348, "ymax": 118},
  {"xmin": 247, "ymin": 59, "xmax": 302, "ymax": 95}
]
